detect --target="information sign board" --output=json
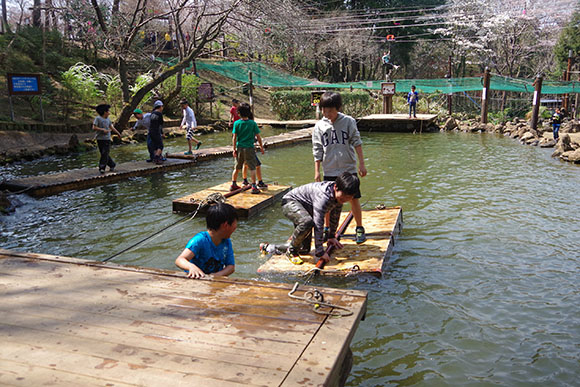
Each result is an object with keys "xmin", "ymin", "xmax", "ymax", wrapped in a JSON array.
[
  {"xmin": 381, "ymin": 82, "xmax": 396, "ymax": 95},
  {"xmin": 7, "ymin": 73, "xmax": 42, "ymax": 96},
  {"xmin": 198, "ymin": 83, "xmax": 214, "ymax": 102},
  {"xmin": 311, "ymin": 90, "xmax": 325, "ymax": 107}
]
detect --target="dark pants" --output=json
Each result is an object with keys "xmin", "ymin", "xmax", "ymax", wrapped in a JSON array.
[
  {"xmin": 409, "ymin": 103, "xmax": 417, "ymax": 117},
  {"xmin": 553, "ymin": 124, "xmax": 560, "ymax": 141},
  {"xmin": 146, "ymin": 135, "xmax": 155, "ymax": 160},
  {"xmin": 281, "ymin": 200, "xmax": 313, "ymax": 255},
  {"xmin": 97, "ymin": 140, "xmax": 116, "ymax": 170}
]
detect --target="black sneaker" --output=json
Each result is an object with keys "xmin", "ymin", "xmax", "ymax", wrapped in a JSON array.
[
  {"xmin": 355, "ymin": 226, "xmax": 367, "ymax": 244},
  {"xmin": 242, "ymin": 179, "xmax": 250, "ymax": 186},
  {"xmin": 257, "ymin": 181, "xmax": 268, "ymax": 189},
  {"xmin": 251, "ymin": 185, "xmax": 260, "ymax": 194}
]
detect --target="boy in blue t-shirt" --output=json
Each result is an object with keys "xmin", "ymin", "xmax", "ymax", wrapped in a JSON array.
[{"xmin": 175, "ymin": 203, "xmax": 238, "ymax": 278}]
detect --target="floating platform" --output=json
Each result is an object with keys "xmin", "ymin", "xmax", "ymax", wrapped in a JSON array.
[
  {"xmin": 357, "ymin": 114, "xmax": 438, "ymax": 132},
  {"xmin": 0, "ymin": 248, "xmax": 367, "ymax": 386},
  {"xmin": 0, "ymin": 159, "xmax": 196, "ymax": 197},
  {"xmin": 258, "ymin": 207, "xmax": 403, "ymax": 277},
  {"xmin": 166, "ymin": 127, "xmax": 313, "ymax": 160},
  {"xmin": 172, "ymin": 182, "xmax": 291, "ymax": 218}
]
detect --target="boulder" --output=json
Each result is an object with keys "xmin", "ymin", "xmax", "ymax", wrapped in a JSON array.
[
  {"xmin": 563, "ymin": 148, "xmax": 580, "ymax": 162},
  {"xmin": 551, "ymin": 134, "xmax": 574, "ymax": 157},
  {"xmin": 561, "ymin": 121, "xmax": 580, "ymax": 133},
  {"xmin": 68, "ymin": 134, "xmax": 79, "ymax": 149},
  {"xmin": 520, "ymin": 132, "xmax": 535, "ymax": 142},
  {"xmin": 539, "ymin": 138, "xmax": 556, "ymax": 148},
  {"xmin": 443, "ymin": 117, "xmax": 458, "ymax": 131}
]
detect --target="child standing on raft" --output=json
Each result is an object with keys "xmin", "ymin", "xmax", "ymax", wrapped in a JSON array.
[
  {"xmin": 312, "ymin": 91, "xmax": 367, "ymax": 244},
  {"xmin": 231, "ymin": 103, "xmax": 264, "ymax": 194}
]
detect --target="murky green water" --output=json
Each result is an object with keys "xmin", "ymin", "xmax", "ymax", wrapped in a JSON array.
[{"xmin": 1, "ymin": 129, "xmax": 579, "ymax": 386}]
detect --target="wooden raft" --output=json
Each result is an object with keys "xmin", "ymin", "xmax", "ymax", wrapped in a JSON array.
[
  {"xmin": 0, "ymin": 159, "xmax": 196, "ymax": 197},
  {"xmin": 172, "ymin": 182, "xmax": 291, "ymax": 218},
  {"xmin": 0, "ymin": 248, "xmax": 367, "ymax": 387},
  {"xmin": 258, "ymin": 207, "xmax": 403, "ymax": 278},
  {"xmin": 166, "ymin": 127, "xmax": 313, "ymax": 160}
]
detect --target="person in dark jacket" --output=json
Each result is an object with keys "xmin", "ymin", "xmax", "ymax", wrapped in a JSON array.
[
  {"xmin": 552, "ymin": 108, "xmax": 562, "ymax": 142},
  {"xmin": 149, "ymin": 100, "xmax": 165, "ymax": 164}
]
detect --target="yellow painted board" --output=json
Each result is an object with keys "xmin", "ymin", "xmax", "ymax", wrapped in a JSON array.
[
  {"xmin": 257, "ymin": 207, "xmax": 403, "ymax": 277},
  {"xmin": 172, "ymin": 182, "xmax": 291, "ymax": 218}
]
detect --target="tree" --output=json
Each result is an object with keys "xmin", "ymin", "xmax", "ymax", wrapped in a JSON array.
[{"xmin": 554, "ymin": 10, "xmax": 580, "ymax": 74}]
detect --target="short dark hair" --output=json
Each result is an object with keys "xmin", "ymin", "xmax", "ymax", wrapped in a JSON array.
[
  {"xmin": 237, "ymin": 102, "xmax": 253, "ymax": 120},
  {"xmin": 232, "ymin": 98, "xmax": 239, "ymax": 104},
  {"xmin": 319, "ymin": 92, "xmax": 342, "ymax": 110},
  {"xmin": 95, "ymin": 104, "xmax": 111, "ymax": 116},
  {"xmin": 334, "ymin": 172, "xmax": 360, "ymax": 196},
  {"xmin": 206, "ymin": 203, "xmax": 238, "ymax": 231},
  {"xmin": 411, "ymin": 85, "xmax": 416, "ymax": 89}
]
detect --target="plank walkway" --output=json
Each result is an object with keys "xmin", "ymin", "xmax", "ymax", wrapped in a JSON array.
[
  {"xmin": 357, "ymin": 114, "xmax": 438, "ymax": 132},
  {"xmin": 0, "ymin": 248, "xmax": 367, "ymax": 387},
  {"xmin": 255, "ymin": 118, "xmax": 317, "ymax": 129},
  {"xmin": 172, "ymin": 182, "xmax": 291, "ymax": 218},
  {"xmin": 0, "ymin": 128, "xmax": 314, "ymax": 197},
  {"xmin": 258, "ymin": 207, "xmax": 403, "ymax": 278}
]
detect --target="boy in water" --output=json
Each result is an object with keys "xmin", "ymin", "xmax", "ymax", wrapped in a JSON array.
[
  {"xmin": 175, "ymin": 202, "xmax": 238, "ymax": 278},
  {"xmin": 93, "ymin": 104, "xmax": 121, "ymax": 173},
  {"xmin": 277, "ymin": 172, "xmax": 360, "ymax": 264},
  {"xmin": 312, "ymin": 91, "xmax": 367, "ymax": 244}
]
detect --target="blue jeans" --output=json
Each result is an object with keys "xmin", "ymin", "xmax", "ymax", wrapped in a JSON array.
[
  {"xmin": 146, "ymin": 135, "xmax": 155, "ymax": 161},
  {"xmin": 409, "ymin": 103, "xmax": 416, "ymax": 117},
  {"xmin": 553, "ymin": 124, "xmax": 560, "ymax": 141}
]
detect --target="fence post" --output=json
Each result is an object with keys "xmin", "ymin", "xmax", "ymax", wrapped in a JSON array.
[
  {"xmin": 448, "ymin": 55, "xmax": 452, "ymax": 115},
  {"xmin": 248, "ymin": 71, "xmax": 254, "ymax": 113},
  {"xmin": 481, "ymin": 67, "xmax": 491, "ymax": 123},
  {"xmin": 563, "ymin": 50, "xmax": 572, "ymax": 113},
  {"xmin": 530, "ymin": 73, "xmax": 543, "ymax": 131}
]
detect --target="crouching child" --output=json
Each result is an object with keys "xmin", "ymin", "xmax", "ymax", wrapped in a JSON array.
[
  {"xmin": 280, "ymin": 172, "xmax": 359, "ymax": 264},
  {"xmin": 175, "ymin": 203, "xmax": 238, "ymax": 278}
]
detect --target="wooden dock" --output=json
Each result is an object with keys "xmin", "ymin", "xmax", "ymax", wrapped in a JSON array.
[
  {"xmin": 357, "ymin": 114, "xmax": 438, "ymax": 132},
  {"xmin": 0, "ymin": 128, "xmax": 313, "ymax": 198},
  {"xmin": 0, "ymin": 159, "xmax": 196, "ymax": 197},
  {"xmin": 0, "ymin": 248, "xmax": 367, "ymax": 387},
  {"xmin": 258, "ymin": 207, "xmax": 403, "ymax": 278},
  {"xmin": 172, "ymin": 182, "xmax": 291, "ymax": 218},
  {"xmin": 166, "ymin": 127, "xmax": 313, "ymax": 160},
  {"xmin": 255, "ymin": 118, "xmax": 317, "ymax": 129}
]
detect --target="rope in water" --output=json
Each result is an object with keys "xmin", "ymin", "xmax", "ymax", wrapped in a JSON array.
[{"xmin": 102, "ymin": 192, "xmax": 226, "ymax": 262}]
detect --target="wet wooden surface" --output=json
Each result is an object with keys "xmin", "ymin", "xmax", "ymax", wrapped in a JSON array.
[
  {"xmin": 172, "ymin": 182, "xmax": 291, "ymax": 218},
  {"xmin": 257, "ymin": 208, "xmax": 403, "ymax": 278},
  {"xmin": 358, "ymin": 114, "xmax": 438, "ymax": 132},
  {"xmin": 0, "ymin": 128, "xmax": 313, "ymax": 198},
  {"xmin": 0, "ymin": 248, "xmax": 367, "ymax": 387},
  {"xmin": 167, "ymin": 127, "xmax": 314, "ymax": 160}
]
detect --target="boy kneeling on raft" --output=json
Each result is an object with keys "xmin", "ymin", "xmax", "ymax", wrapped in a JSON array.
[
  {"xmin": 175, "ymin": 203, "xmax": 238, "ymax": 278},
  {"xmin": 280, "ymin": 172, "xmax": 359, "ymax": 264}
]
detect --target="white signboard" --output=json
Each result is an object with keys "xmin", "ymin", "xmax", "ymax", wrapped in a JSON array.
[{"xmin": 381, "ymin": 82, "xmax": 396, "ymax": 95}]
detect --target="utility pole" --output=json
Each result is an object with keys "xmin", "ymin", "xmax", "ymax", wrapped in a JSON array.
[
  {"xmin": 530, "ymin": 73, "xmax": 543, "ymax": 132},
  {"xmin": 1, "ymin": 0, "xmax": 9, "ymax": 34},
  {"xmin": 563, "ymin": 50, "xmax": 572, "ymax": 113},
  {"xmin": 481, "ymin": 67, "xmax": 491, "ymax": 123}
]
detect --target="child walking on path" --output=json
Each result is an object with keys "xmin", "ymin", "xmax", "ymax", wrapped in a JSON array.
[
  {"xmin": 552, "ymin": 108, "xmax": 562, "ymax": 142},
  {"xmin": 312, "ymin": 91, "xmax": 367, "ymax": 244},
  {"xmin": 407, "ymin": 85, "xmax": 419, "ymax": 118},
  {"xmin": 93, "ymin": 104, "xmax": 121, "ymax": 173},
  {"xmin": 278, "ymin": 172, "xmax": 360, "ymax": 264},
  {"xmin": 175, "ymin": 203, "xmax": 238, "ymax": 278},
  {"xmin": 231, "ymin": 103, "xmax": 264, "ymax": 194},
  {"xmin": 180, "ymin": 99, "xmax": 202, "ymax": 154},
  {"xmin": 229, "ymin": 99, "xmax": 241, "ymax": 129}
]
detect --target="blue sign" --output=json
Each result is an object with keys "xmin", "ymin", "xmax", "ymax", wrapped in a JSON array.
[
  {"xmin": 12, "ymin": 76, "xmax": 39, "ymax": 92},
  {"xmin": 7, "ymin": 73, "xmax": 42, "ymax": 95}
]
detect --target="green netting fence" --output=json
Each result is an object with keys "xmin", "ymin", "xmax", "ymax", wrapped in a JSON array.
[{"xmin": 158, "ymin": 59, "xmax": 580, "ymax": 94}]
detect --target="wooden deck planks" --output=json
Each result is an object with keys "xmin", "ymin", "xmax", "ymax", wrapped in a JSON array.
[
  {"xmin": 0, "ymin": 249, "xmax": 367, "ymax": 386},
  {"xmin": 172, "ymin": 182, "xmax": 291, "ymax": 217},
  {"xmin": 257, "ymin": 207, "xmax": 403, "ymax": 278}
]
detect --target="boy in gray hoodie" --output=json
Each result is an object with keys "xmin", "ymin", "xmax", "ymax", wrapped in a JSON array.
[{"xmin": 312, "ymin": 92, "xmax": 367, "ymax": 243}]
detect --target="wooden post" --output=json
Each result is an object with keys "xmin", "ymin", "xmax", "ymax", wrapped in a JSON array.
[
  {"xmin": 481, "ymin": 67, "xmax": 491, "ymax": 123},
  {"xmin": 530, "ymin": 73, "xmax": 543, "ymax": 131},
  {"xmin": 448, "ymin": 55, "xmax": 452, "ymax": 115},
  {"xmin": 248, "ymin": 71, "xmax": 254, "ymax": 113},
  {"xmin": 563, "ymin": 50, "xmax": 572, "ymax": 113}
]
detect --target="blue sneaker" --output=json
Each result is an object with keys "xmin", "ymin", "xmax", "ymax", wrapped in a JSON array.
[{"xmin": 355, "ymin": 226, "xmax": 366, "ymax": 244}]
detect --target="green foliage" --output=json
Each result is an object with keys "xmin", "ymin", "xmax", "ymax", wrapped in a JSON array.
[
  {"xmin": 100, "ymin": 74, "xmax": 122, "ymax": 116},
  {"xmin": 130, "ymin": 73, "xmax": 154, "ymax": 106},
  {"xmin": 554, "ymin": 11, "xmax": 580, "ymax": 73},
  {"xmin": 270, "ymin": 90, "xmax": 376, "ymax": 120},
  {"xmin": 60, "ymin": 63, "xmax": 103, "ymax": 118},
  {"xmin": 156, "ymin": 74, "xmax": 202, "ymax": 116}
]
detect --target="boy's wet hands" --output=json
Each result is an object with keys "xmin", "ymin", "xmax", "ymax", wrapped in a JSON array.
[{"xmin": 187, "ymin": 266, "xmax": 206, "ymax": 279}]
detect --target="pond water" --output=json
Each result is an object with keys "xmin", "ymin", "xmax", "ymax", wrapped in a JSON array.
[{"xmin": 1, "ymin": 129, "xmax": 579, "ymax": 386}]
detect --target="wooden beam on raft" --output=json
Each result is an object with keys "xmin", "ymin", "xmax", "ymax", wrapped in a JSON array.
[
  {"xmin": 530, "ymin": 73, "xmax": 544, "ymax": 132},
  {"xmin": 481, "ymin": 67, "xmax": 491, "ymax": 124},
  {"xmin": 172, "ymin": 182, "xmax": 291, "ymax": 218},
  {"xmin": 0, "ymin": 248, "xmax": 367, "ymax": 386},
  {"xmin": 257, "ymin": 207, "xmax": 403, "ymax": 278}
]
